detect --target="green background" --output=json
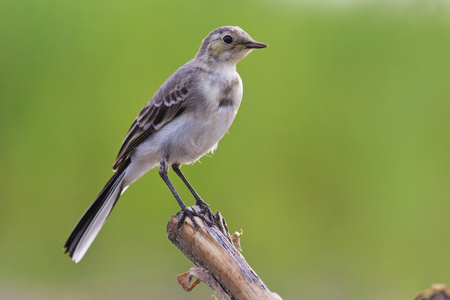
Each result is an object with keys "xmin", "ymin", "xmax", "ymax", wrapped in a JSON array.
[{"xmin": 1, "ymin": 0, "xmax": 449, "ymax": 299}]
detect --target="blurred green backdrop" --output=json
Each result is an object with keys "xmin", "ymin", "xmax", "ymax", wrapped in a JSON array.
[{"xmin": 1, "ymin": 0, "xmax": 449, "ymax": 299}]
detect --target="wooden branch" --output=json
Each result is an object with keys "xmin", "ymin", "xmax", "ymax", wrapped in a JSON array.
[
  {"xmin": 167, "ymin": 205, "xmax": 282, "ymax": 300},
  {"xmin": 413, "ymin": 284, "xmax": 450, "ymax": 300}
]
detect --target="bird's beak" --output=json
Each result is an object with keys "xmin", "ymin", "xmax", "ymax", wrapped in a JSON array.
[{"xmin": 238, "ymin": 41, "xmax": 268, "ymax": 49}]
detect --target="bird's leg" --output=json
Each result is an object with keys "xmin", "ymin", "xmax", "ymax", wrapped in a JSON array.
[
  {"xmin": 159, "ymin": 159, "xmax": 200, "ymax": 233},
  {"xmin": 172, "ymin": 163, "xmax": 215, "ymax": 224}
]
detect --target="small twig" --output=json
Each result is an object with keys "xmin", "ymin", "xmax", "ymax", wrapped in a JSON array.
[
  {"xmin": 167, "ymin": 206, "xmax": 282, "ymax": 300},
  {"xmin": 177, "ymin": 267, "xmax": 228, "ymax": 300}
]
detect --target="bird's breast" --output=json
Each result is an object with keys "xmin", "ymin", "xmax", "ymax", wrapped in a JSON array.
[
  {"xmin": 201, "ymin": 69, "xmax": 243, "ymax": 111},
  {"xmin": 164, "ymin": 71, "xmax": 243, "ymax": 164}
]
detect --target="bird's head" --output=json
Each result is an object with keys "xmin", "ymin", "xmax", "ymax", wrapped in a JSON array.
[{"xmin": 196, "ymin": 26, "xmax": 267, "ymax": 64}]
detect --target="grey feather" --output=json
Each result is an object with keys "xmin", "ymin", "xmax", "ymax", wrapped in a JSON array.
[{"xmin": 113, "ymin": 69, "xmax": 198, "ymax": 171}]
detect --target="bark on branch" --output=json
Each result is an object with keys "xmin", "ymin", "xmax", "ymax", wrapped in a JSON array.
[{"xmin": 167, "ymin": 205, "xmax": 282, "ymax": 300}]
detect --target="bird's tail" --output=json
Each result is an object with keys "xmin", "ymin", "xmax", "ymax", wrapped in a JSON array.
[{"xmin": 64, "ymin": 162, "xmax": 129, "ymax": 263}]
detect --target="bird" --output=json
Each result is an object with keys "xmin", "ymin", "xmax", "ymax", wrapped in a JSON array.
[{"xmin": 64, "ymin": 26, "xmax": 267, "ymax": 263}]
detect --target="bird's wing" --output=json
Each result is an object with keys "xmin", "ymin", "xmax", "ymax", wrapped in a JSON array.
[{"xmin": 112, "ymin": 72, "xmax": 194, "ymax": 171}]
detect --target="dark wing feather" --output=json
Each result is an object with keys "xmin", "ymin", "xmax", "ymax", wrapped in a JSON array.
[{"xmin": 112, "ymin": 76, "xmax": 191, "ymax": 171}]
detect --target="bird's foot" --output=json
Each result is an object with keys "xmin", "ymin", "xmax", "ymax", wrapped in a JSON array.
[
  {"xmin": 196, "ymin": 199, "xmax": 216, "ymax": 225},
  {"xmin": 176, "ymin": 202, "xmax": 215, "ymax": 235},
  {"xmin": 177, "ymin": 207, "xmax": 198, "ymax": 235}
]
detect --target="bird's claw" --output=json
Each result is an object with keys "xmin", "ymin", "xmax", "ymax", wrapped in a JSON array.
[
  {"xmin": 196, "ymin": 199, "xmax": 216, "ymax": 225},
  {"xmin": 176, "ymin": 207, "xmax": 199, "ymax": 235},
  {"xmin": 176, "ymin": 203, "xmax": 215, "ymax": 236}
]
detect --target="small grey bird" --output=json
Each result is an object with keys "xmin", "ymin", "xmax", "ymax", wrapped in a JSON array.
[{"xmin": 64, "ymin": 26, "xmax": 267, "ymax": 263}]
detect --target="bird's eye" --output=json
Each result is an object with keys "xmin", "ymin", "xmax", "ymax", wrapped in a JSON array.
[{"xmin": 222, "ymin": 35, "xmax": 233, "ymax": 44}]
